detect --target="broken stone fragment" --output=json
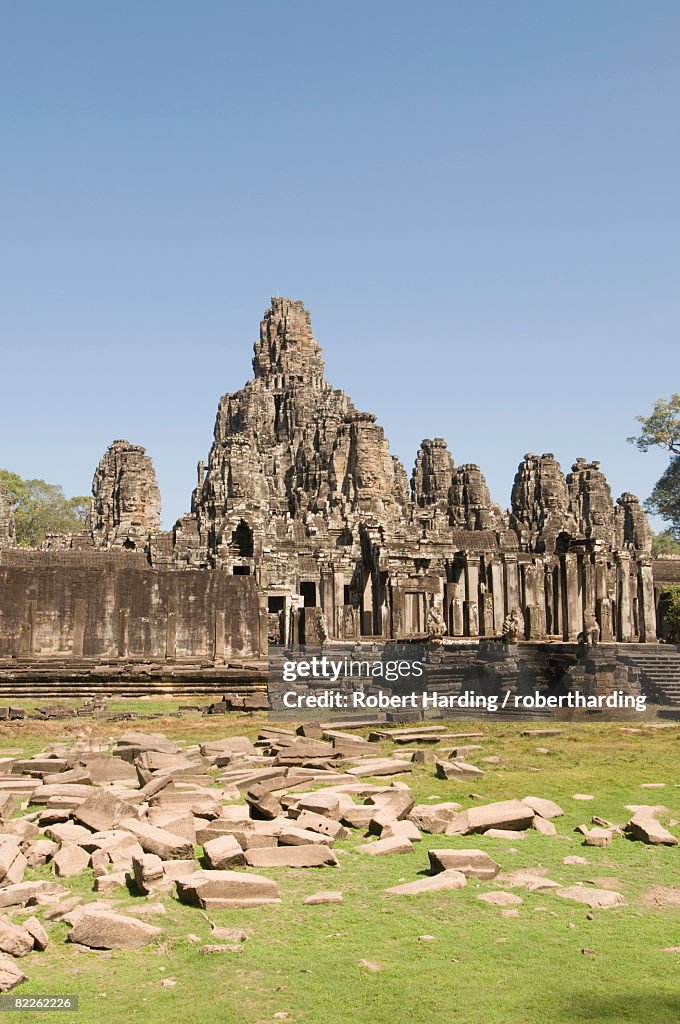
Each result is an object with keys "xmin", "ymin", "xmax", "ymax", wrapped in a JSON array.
[
  {"xmin": 435, "ymin": 760, "xmax": 484, "ymax": 781},
  {"xmin": 120, "ymin": 820, "xmax": 193, "ymax": 861},
  {"xmin": 0, "ymin": 920, "xmax": 34, "ymax": 957},
  {"xmin": 522, "ymin": 796, "xmax": 564, "ymax": 819},
  {"xmin": 52, "ymin": 844, "xmax": 91, "ymax": 878},
  {"xmin": 532, "ymin": 816, "xmax": 557, "ymax": 836},
  {"xmin": 303, "ymin": 891, "xmax": 343, "ymax": 905},
  {"xmin": 21, "ymin": 916, "xmax": 48, "ymax": 951},
  {"xmin": 67, "ymin": 909, "xmax": 162, "ymax": 950},
  {"xmin": 556, "ymin": 886, "xmax": 625, "ymax": 909},
  {"xmin": 244, "ymin": 845, "xmax": 338, "ymax": 868},
  {"xmin": 356, "ymin": 836, "xmax": 413, "ymax": 856},
  {"xmin": 0, "ymin": 955, "xmax": 27, "ymax": 991},
  {"xmin": 428, "ymin": 849, "xmax": 500, "ymax": 879},
  {"xmin": 384, "ymin": 870, "xmax": 467, "ymax": 895},
  {"xmin": 202, "ymin": 835, "xmax": 247, "ymax": 870},
  {"xmin": 175, "ymin": 870, "xmax": 281, "ymax": 909},
  {"xmin": 624, "ymin": 811, "xmax": 678, "ymax": 846},
  {"xmin": 446, "ymin": 799, "xmax": 535, "ymax": 835}
]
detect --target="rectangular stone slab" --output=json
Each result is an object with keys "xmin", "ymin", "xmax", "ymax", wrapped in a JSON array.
[
  {"xmin": 244, "ymin": 845, "xmax": 338, "ymax": 868},
  {"xmin": 175, "ymin": 869, "xmax": 281, "ymax": 907}
]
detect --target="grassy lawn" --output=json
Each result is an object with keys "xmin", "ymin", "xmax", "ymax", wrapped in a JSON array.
[{"xmin": 1, "ymin": 716, "xmax": 678, "ymax": 1024}]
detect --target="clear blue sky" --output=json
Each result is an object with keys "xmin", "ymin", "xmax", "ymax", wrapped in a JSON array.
[{"xmin": 2, "ymin": 1, "xmax": 678, "ymax": 529}]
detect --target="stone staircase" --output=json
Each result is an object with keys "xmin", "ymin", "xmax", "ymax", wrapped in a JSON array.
[
  {"xmin": 0, "ymin": 656, "xmax": 268, "ymax": 700},
  {"xmin": 616, "ymin": 645, "xmax": 680, "ymax": 706}
]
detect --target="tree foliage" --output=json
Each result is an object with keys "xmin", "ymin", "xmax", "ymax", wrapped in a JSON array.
[
  {"xmin": 627, "ymin": 393, "xmax": 680, "ymax": 454},
  {"xmin": 628, "ymin": 395, "xmax": 680, "ymax": 538},
  {"xmin": 0, "ymin": 469, "xmax": 89, "ymax": 548},
  {"xmin": 652, "ymin": 529, "xmax": 680, "ymax": 556},
  {"xmin": 658, "ymin": 586, "xmax": 680, "ymax": 643},
  {"xmin": 645, "ymin": 457, "xmax": 680, "ymax": 539}
]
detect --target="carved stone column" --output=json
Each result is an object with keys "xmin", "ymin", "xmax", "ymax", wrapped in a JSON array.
[
  {"xmin": 463, "ymin": 555, "xmax": 480, "ymax": 637},
  {"xmin": 561, "ymin": 552, "xmax": 582, "ymax": 641},
  {"xmin": 638, "ymin": 557, "xmax": 657, "ymax": 643},
  {"xmin": 616, "ymin": 552, "xmax": 633, "ymax": 641}
]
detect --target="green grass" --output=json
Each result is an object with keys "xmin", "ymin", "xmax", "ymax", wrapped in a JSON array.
[{"xmin": 2, "ymin": 719, "xmax": 679, "ymax": 1024}]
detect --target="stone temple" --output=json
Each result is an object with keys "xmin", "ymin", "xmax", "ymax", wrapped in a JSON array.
[{"xmin": 1, "ymin": 298, "xmax": 678, "ymax": 701}]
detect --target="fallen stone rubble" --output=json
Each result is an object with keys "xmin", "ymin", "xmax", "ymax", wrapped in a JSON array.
[{"xmin": 0, "ymin": 724, "xmax": 675, "ymax": 990}]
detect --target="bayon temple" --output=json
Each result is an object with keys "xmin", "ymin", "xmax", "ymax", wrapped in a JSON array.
[{"xmin": 1, "ymin": 296, "xmax": 673, "ymax": 683}]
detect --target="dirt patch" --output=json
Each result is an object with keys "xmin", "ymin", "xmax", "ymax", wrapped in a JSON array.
[{"xmin": 639, "ymin": 886, "xmax": 680, "ymax": 910}]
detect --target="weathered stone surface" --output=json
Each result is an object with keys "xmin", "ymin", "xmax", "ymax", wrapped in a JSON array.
[
  {"xmin": 556, "ymin": 886, "xmax": 625, "ymax": 909},
  {"xmin": 384, "ymin": 870, "xmax": 467, "ymax": 895},
  {"xmin": 582, "ymin": 827, "xmax": 613, "ymax": 847},
  {"xmin": 0, "ymin": 881, "xmax": 68, "ymax": 908},
  {"xmin": 435, "ymin": 760, "xmax": 484, "ymax": 781},
  {"xmin": 68, "ymin": 909, "xmax": 162, "ymax": 949},
  {"xmin": 522, "ymin": 797, "xmax": 564, "ymax": 820},
  {"xmin": 131, "ymin": 853, "xmax": 165, "ymax": 894},
  {"xmin": 295, "ymin": 810, "xmax": 349, "ymax": 841},
  {"xmin": 21, "ymin": 917, "xmax": 49, "ymax": 951},
  {"xmin": 446, "ymin": 800, "xmax": 535, "ymax": 835},
  {"xmin": 0, "ymin": 921, "xmax": 34, "ymax": 957},
  {"xmin": 120, "ymin": 820, "xmax": 193, "ymax": 861},
  {"xmin": 24, "ymin": 840, "xmax": 58, "ymax": 868},
  {"xmin": 202, "ymin": 835, "xmax": 246, "ymax": 870},
  {"xmin": 74, "ymin": 792, "xmax": 133, "ymax": 833},
  {"xmin": 52, "ymin": 844, "xmax": 91, "ymax": 878},
  {"xmin": 304, "ymin": 891, "xmax": 343, "ymax": 905},
  {"xmin": 89, "ymin": 440, "xmax": 161, "ymax": 550},
  {"xmin": 175, "ymin": 870, "xmax": 281, "ymax": 909},
  {"xmin": 0, "ymin": 955, "xmax": 26, "ymax": 992},
  {"xmin": 624, "ymin": 810, "xmax": 677, "ymax": 846},
  {"xmin": 428, "ymin": 849, "xmax": 500, "ymax": 879},
  {"xmin": 532, "ymin": 816, "xmax": 557, "ymax": 836},
  {"xmin": 356, "ymin": 836, "xmax": 412, "ymax": 856},
  {"xmin": 346, "ymin": 760, "xmax": 413, "ymax": 778},
  {"xmin": 408, "ymin": 803, "xmax": 461, "ymax": 833},
  {"xmin": 244, "ymin": 846, "xmax": 338, "ymax": 868},
  {"xmin": 379, "ymin": 820, "xmax": 422, "ymax": 842}
]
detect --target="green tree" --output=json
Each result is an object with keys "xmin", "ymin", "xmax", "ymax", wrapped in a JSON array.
[
  {"xmin": 627, "ymin": 393, "xmax": 680, "ymax": 454},
  {"xmin": 0, "ymin": 469, "xmax": 89, "ymax": 548},
  {"xmin": 652, "ymin": 529, "xmax": 680, "ymax": 557},
  {"xmin": 628, "ymin": 394, "xmax": 680, "ymax": 539}
]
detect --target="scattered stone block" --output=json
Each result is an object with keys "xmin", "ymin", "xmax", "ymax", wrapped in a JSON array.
[
  {"xmin": 52, "ymin": 844, "xmax": 90, "ymax": 878},
  {"xmin": 68, "ymin": 910, "xmax": 162, "ymax": 949},
  {"xmin": 0, "ymin": 921, "xmax": 34, "ymax": 957},
  {"xmin": 202, "ymin": 835, "xmax": 246, "ymax": 869},
  {"xmin": 428, "ymin": 849, "xmax": 500, "ymax": 879},
  {"xmin": 384, "ymin": 870, "xmax": 467, "ymax": 895},
  {"xmin": 356, "ymin": 836, "xmax": 412, "ymax": 856},
  {"xmin": 532, "ymin": 816, "xmax": 557, "ymax": 836},
  {"xmin": 447, "ymin": 799, "xmax": 534, "ymax": 835},
  {"xmin": 304, "ymin": 891, "xmax": 343, "ymax": 905},
  {"xmin": 245, "ymin": 846, "xmax": 338, "ymax": 868},
  {"xmin": 121, "ymin": 820, "xmax": 193, "ymax": 861},
  {"xmin": 556, "ymin": 887, "xmax": 625, "ymax": 909},
  {"xmin": 0, "ymin": 955, "xmax": 27, "ymax": 991},
  {"xmin": 21, "ymin": 917, "xmax": 48, "ymax": 951},
  {"xmin": 435, "ymin": 760, "xmax": 484, "ymax": 781},
  {"xmin": 175, "ymin": 870, "xmax": 281, "ymax": 909},
  {"xmin": 73, "ymin": 792, "xmax": 133, "ymax": 833},
  {"xmin": 522, "ymin": 796, "xmax": 564, "ymax": 819},
  {"xmin": 625, "ymin": 812, "xmax": 678, "ymax": 846}
]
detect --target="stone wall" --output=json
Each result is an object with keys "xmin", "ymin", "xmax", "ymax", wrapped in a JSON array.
[{"xmin": 0, "ymin": 549, "xmax": 264, "ymax": 662}]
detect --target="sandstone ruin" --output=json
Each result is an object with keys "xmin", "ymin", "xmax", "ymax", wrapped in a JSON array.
[{"xmin": 0, "ymin": 298, "xmax": 678, "ymax": 696}]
